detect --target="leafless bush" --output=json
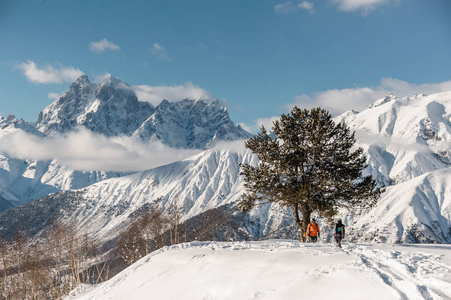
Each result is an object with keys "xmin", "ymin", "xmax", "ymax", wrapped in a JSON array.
[{"xmin": 0, "ymin": 221, "xmax": 109, "ymax": 299}]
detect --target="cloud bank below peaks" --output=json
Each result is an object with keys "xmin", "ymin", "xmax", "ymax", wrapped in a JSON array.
[{"xmin": 0, "ymin": 127, "xmax": 201, "ymax": 172}]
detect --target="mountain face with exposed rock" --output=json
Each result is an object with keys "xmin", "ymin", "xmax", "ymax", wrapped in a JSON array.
[
  {"xmin": 1, "ymin": 75, "xmax": 451, "ymax": 245},
  {"xmin": 36, "ymin": 75, "xmax": 155, "ymax": 136},
  {"xmin": 0, "ymin": 75, "xmax": 252, "ymax": 212},
  {"xmin": 134, "ymin": 98, "xmax": 252, "ymax": 148},
  {"xmin": 36, "ymin": 74, "xmax": 252, "ymax": 148}
]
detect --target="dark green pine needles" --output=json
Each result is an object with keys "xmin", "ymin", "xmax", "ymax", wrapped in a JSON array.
[{"xmin": 238, "ymin": 107, "xmax": 382, "ymax": 241}]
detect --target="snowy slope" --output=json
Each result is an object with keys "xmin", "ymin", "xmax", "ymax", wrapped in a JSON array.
[
  {"xmin": 349, "ymin": 167, "xmax": 451, "ymax": 243},
  {"xmin": 59, "ymin": 146, "xmax": 258, "ymax": 241},
  {"xmin": 68, "ymin": 240, "xmax": 451, "ymax": 300},
  {"xmin": 0, "ymin": 115, "xmax": 127, "ymax": 210},
  {"xmin": 336, "ymin": 92, "xmax": 451, "ymax": 186},
  {"xmin": 335, "ymin": 92, "xmax": 451, "ymax": 243},
  {"xmin": 0, "ymin": 75, "xmax": 252, "ymax": 210}
]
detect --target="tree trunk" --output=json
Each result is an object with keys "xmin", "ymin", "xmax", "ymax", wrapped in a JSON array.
[{"xmin": 292, "ymin": 203, "xmax": 311, "ymax": 242}]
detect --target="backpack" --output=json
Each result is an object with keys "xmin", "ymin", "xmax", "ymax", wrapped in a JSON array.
[
  {"xmin": 336, "ymin": 224, "xmax": 344, "ymax": 236},
  {"xmin": 308, "ymin": 222, "xmax": 319, "ymax": 236}
]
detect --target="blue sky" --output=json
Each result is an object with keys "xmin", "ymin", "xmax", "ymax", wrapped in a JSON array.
[{"xmin": 1, "ymin": 0, "xmax": 451, "ymax": 132}]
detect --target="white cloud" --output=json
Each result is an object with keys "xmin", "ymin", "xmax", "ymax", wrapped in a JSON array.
[
  {"xmin": 0, "ymin": 128, "xmax": 201, "ymax": 172},
  {"xmin": 93, "ymin": 72, "xmax": 113, "ymax": 84},
  {"xmin": 17, "ymin": 60, "xmax": 84, "ymax": 84},
  {"xmin": 48, "ymin": 92, "xmax": 63, "ymax": 100},
  {"xmin": 331, "ymin": 0, "xmax": 392, "ymax": 15},
  {"xmin": 298, "ymin": 1, "xmax": 315, "ymax": 13},
  {"xmin": 132, "ymin": 82, "xmax": 214, "ymax": 106},
  {"xmin": 286, "ymin": 78, "xmax": 451, "ymax": 116},
  {"xmin": 240, "ymin": 78, "xmax": 451, "ymax": 134},
  {"xmin": 151, "ymin": 43, "xmax": 171, "ymax": 61},
  {"xmin": 89, "ymin": 38, "xmax": 120, "ymax": 54},
  {"xmin": 241, "ymin": 116, "xmax": 281, "ymax": 134},
  {"xmin": 275, "ymin": 1, "xmax": 314, "ymax": 14},
  {"xmin": 275, "ymin": 1, "xmax": 296, "ymax": 14}
]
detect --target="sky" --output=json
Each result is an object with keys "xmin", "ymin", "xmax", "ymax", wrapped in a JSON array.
[{"xmin": 1, "ymin": 0, "xmax": 451, "ymax": 132}]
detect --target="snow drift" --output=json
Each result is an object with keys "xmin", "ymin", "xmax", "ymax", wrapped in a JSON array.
[{"xmin": 67, "ymin": 240, "xmax": 451, "ymax": 300}]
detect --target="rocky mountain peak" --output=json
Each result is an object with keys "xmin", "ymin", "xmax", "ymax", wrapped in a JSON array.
[
  {"xmin": 34, "ymin": 75, "xmax": 251, "ymax": 147},
  {"xmin": 36, "ymin": 75, "xmax": 154, "ymax": 136},
  {"xmin": 0, "ymin": 114, "xmax": 44, "ymax": 136},
  {"xmin": 366, "ymin": 93, "xmax": 398, "ymax": 109},
  {"xmin": 134, "ymin": 98, "xmax": 252, "ymax": 149},
  {"xmin": 98, "ymin": 74, "xmax": 127, "ymax": 87},
  {"xmin": 71, "ymin": 74, "xmax": 91, "ymax": 87}
]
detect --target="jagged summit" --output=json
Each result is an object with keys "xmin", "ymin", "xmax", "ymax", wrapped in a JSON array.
[
  {"xmin": 35, "ymin": 75, "xmax": 252, "ymax": 148},
  {"xmin": 98, "ymin": 74, "xmax": 129, "ymax": 87},
  {"xmin": 36, "ymin": 75, "xmax": 153, "ymax": 136},
  {"xmin": 72, "ymin": 73, "xmax": 91, "ymax": 85},
  {"xmin": 133, "ymin": 98, "xmax": 252, "ymax": 148},
  {"xmin": 0, "ymin": 114, "xmax": 44, "ymax": 136},
  {"xmin": 366, "ymin": 93, "xmax": 399, "ymax": 109},
  {"xmin": 2, "ymin": 89, "xmax": 451, "ymax": 245}
]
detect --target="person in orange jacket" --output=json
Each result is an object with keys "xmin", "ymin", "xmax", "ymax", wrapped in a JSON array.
[{"xmin": 307, "ymin": 218, "xmax": 320, "ymax": 243}]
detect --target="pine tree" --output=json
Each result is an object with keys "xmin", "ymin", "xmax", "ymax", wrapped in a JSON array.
[{"xmin": 239, "ymin": 107, "xmax": 382, "ymax": 241}]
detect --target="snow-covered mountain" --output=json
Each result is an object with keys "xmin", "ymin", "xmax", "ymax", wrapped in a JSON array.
[
  {"xmin": 0, "ymin": 147, "xmax": 295, "ymax": 242},
  {"xmin": 336, "ymin": 93, "xmax": 451, "ymax": 187},
  {"xmin": 36, "ymin": 74, "xmax": 252, "ymax": 148},
  {"xmin": 0, "ymin": 114, "xmax": 127, "ymax": 211},
  {"xmin": 1, "ymin": 114, "xmax": 45, "ymax": 137},
  {"xmin": 1, "ymin": 89, "xmax": 451, "ymax": 245},
  {"xmin": 350, "ymin": 167, "xmax": 451, "ymax": 243},
  {"xmin": 134, "ymin": 99, "xmax": 252, "ymax": 148},
  {"xmin": 36, "ymin": 75, "xmax": 155, "ymax": 136},
  {"xmin": 335, "ymin": 92, "xmax": 451, "ymax": 243},
  {"xmin": 0, "ymin": 75, "xmax": 252, "ymax": 211}
]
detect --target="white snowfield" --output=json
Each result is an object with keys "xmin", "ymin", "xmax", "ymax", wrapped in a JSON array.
[{"xmin": 68, "ymin": 240, "xmax": 451, "ymax": 300}]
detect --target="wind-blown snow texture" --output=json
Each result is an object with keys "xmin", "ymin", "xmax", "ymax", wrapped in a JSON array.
[{"xmin": 68, "ymin": 240, "xmax": 451, "ymax": 300}]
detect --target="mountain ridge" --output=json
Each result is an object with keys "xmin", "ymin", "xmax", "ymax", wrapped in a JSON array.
[
  {"xmin": 1, "ymin": 81, "xmax": 451, "ymax": 245},
  {"xmin": 35, "ymin": 74, "xmax": 252, "ymax": 148},
  {"xmin": 0, "ymin": 75, "xmax": 252, "ymax": 211}
]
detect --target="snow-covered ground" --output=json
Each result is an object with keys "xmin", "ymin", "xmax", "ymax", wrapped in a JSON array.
[{"xmin": 68, "ymin": 240, "xmax": 451, "ymax": 300}]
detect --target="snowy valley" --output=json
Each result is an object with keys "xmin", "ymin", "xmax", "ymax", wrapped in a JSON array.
[
  {"xmin": 2, "ymin": 85, "xmax": 450, "ymax": 245},
  {"xmin": 1, "ymin": 76, "xmax": 451, "ymax": 299}
]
